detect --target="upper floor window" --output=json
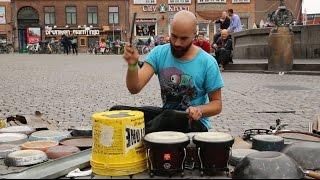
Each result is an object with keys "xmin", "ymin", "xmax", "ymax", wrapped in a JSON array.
[
  {"xmin": 109, "ymin": 6, "xmax": 119, "ymax": 24},
  {"xmin": 133, "ymin": 0, "xmax": 156, "ymax": 4},
  {"xmin": 44, "ymin": 6, "xmax": 55, "ymax": 25},
  {"xmin": 87, "ymin": 6, "xmax": 98, "ymax": 25},
  {"xmin": 169, "ymin": 0, "xmax": 191, "ymax": 4},
  {"xmin": 232, "ymin": 0, "xmax": 250, "ymax": 3},
  {"xmin": 197, "ymin": 0, "xmax": 226, "ymax": 3},
  {"xmin": 66, "ymin": 6, "xmax": 76, "ymax": 25}
]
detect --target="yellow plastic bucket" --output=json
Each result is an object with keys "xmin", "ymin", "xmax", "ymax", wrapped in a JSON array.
[{"xmin": 90, "ymin": 110, "xmax": 147, "ymax": 176}]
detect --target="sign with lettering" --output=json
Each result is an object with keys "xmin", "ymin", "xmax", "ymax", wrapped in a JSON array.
[
  {"xmin": 27, "ymin": 27, "xmax": 41, "ymax": 44},
  {"xmin": 45, "ymin": 27, "xmax": 100, "ymax": 36},
  {"xmin": 141, "ymin": 4, "xmax": 190, "ymax": 13}
]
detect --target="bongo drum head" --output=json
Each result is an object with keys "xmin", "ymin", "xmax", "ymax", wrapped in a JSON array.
[
  {"xmin": 144, "ymin": 131, "xmax": 189, "ymax": 144},
  {"xmin": 194, "ymin": 132, "xmax": 233, "ymax": 143}
]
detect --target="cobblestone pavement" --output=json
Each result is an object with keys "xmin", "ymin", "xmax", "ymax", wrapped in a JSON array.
[{"xmin": 0, "ymin": 54, "xmax": 319, "ymax": 136}]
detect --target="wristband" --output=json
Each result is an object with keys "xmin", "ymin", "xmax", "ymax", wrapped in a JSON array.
[{"xmin": 128, "ymin": 62, "xmax": 138, "ymax": 71}]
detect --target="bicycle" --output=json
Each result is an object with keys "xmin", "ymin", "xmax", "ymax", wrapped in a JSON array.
[{"xmin": 0, "ymin": 43, "xmax": 14, "ymax": 54}]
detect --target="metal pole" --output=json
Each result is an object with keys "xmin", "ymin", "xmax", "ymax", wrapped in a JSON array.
[{"xmin": 112, "ymin": 21, "xmax": 115, "ymax": 41}]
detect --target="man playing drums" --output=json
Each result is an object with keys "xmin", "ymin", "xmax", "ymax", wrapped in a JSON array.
[{"xmin": 120, "ymin": 10, "xmax": 224, "ymax": 133}]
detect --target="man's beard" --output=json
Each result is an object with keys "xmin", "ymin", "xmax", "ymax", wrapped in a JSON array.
[{"xmin": 170, "ymin": 41, "xmax": 193, "ymax": 58}]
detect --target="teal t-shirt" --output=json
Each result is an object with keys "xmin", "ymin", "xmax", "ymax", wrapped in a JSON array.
[{"xmin": 145, "ymin": 44, "xmax": 224, "ymax": 129}]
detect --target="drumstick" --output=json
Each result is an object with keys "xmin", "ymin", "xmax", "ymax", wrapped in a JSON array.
[{"xmin": 129, "ymin": 13, "xmax": 137, "ymax": 46}]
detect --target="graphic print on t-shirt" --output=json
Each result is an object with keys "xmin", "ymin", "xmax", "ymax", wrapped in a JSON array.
[{"xmin": 159, "ymin": 67, "xmax": 196, "ymax": 110}]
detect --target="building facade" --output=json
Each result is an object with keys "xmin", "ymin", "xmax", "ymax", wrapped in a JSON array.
[
  {"xmin": 11, "ymin": 0, "xmax": 129, "ymax": 52},
  {"xmin": 129, "ymin": 0, "xmax": 256, "ymax": 41},
  {"xmin": 307, "ymin": 14, "xmax": 320, "ymax": 25},
  {"xmin": 0, "ymin": 0, "xmax": 13, "ymax": 45}
]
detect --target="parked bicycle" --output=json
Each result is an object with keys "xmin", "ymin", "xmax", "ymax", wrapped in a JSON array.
[{"xmin": 0, "ymin": 42, "xmax": 14, "ymax": 54}]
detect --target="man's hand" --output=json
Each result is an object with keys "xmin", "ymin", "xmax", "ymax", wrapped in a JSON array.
[
  {"xmin": 123, "ymin": 43, "xmax": 140, "ymax": 65},
  {"xmin": 186, "ymin": 106, "xmax": 202, "ymax": 121}
]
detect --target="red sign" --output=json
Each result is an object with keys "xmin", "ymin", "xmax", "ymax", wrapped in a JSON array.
[{"xmin": 26, "ymin": 27, "xmax": 41, "ymax": 44}]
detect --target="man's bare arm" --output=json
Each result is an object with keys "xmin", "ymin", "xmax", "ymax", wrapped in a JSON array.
[
  {"xmin": 199, "ymin": 89, "xmax": 222, "ymax": 117},
  {"xmin": 126, "ymin": 62, "xmax": 155, "ymax": 94}
]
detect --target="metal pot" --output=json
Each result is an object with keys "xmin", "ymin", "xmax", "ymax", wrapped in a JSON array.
[
  {"xmin": 233, "ymin": 151, "xmax": 320, "ymax": 179},
  {"xmin": 282, "ymin": 141, "xmax": 320, "ymax": 171}
]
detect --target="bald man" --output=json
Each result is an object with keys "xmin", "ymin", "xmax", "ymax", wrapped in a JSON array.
[
  {"xmin": 213, "ymin": 29, "xmax": 233, "ymax": 70},
  {"xmin": 120, "ymin": 10, "xmax": 224, "ymax": 133}
]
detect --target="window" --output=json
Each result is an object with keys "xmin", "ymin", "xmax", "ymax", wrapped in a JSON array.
[
  {"xmin": 66, "ymin": 6, "xmax": 76, "ymax": 25},
  {"xmin": 80, "ymin": 37, "xmax": 86, "ymax": 46},
  {"xmin": 241, "ymin": 18, "xmax": 248, "ymax": 30},
  {"xmin": 108, "ymin": 6, "xmax": 119, "ymax": 24},
  {"xmin": 169, "ymin": 0, "xmax": 191, "ymax": 4},
  {"xmin": 44, "ymin": 6, "xmax": 55, "ymax": 25},
  {"xmin": 197, "ymin": 23, "xmax": 208, "ymax": 37},
  {"xmin": 197, "ymin": 0, "xmax": 226, "ymax": 3},
  {"xmin": 133, "ymin": 0, "xmax": 156, "ymax": 4},
  {"xmin": 87, "ymin": 6, "xmax": 98, "ymax": 25},
  {"xmin": 232, "ymin": 0, "xmax": 250, "ymax": 3}
]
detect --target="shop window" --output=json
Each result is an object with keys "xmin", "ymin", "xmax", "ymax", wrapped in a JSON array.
[
  {"xmin": 80, "ymin": 37, "xmax": 86, "ymax": 46},
  {"xmin": 134, "ymin": 0, "xmax": 156, "ymax": 4},
  {"xmin": 108, "ymin": 6, "xmax": 119, "ymax": 24},
  {"xmin": 87, "ymin": 6, "xmax": 98, "ymax": 25},
  {"xmin": 66, "ymin": 6, "xmax": 77, "ymax": 25},
  {"xmin": 232, "ymin": 0, "xmax": 250, "ymax": 3},
  {"xmin": 197, "ymin": 0, "xmax": 226, "ymax": 3},
  {"xmin": 44, "ymin": 6, "xmax": 55, "ymax": 25},
  {"xmin": 168, "ymin": 0, "xmax": 191, "ymax": 4},
  {"xmin": 0, "ymin": 6, "xmax": 6, "ymax": 24},
  {"xmin": 136, "ymin": 24, "xmax": 156, "ymax": 37}
]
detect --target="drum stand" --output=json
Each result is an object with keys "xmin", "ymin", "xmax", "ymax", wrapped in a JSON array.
[
  {"xmin": 197, "ymin": 147, "xmax": 230, "ymax": 176},
  {"xmin": 147, "ymin": 148, "xmax": 187, "ymax": 177}
]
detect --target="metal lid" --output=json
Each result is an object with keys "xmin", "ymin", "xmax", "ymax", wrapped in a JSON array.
[
  {"xmin": 194, "ymin": 132, "xmax": 233, "ymax": 142},
  {"xmin": 144, "ymin": 131, "xmax": 189, "ymax": 144},
  {"xmin": 21, "ymin": 140, "xmax": 59, "ymax": 152},
  {"xmin": 0, "ymin": 144, "xmax": 20, "ymax": 159},
  {"xmin": 5, "ymin": 150, "xmax": 48, "ymax": 166},
  {"xmin": 29, "ymin": 130, "xmax": 71, "ymax": 142},
  {"xmin": 0, "ymin": 126, "xmax": 36, "ymax": 135},
  {"xmin": 0, "ymin": 133, "xmax": 28, "ymax": 144}
]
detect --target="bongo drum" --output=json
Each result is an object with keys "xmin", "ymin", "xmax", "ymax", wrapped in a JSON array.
[
  {"xmin": 185, "ymin": 132, "xmax": 200, "ymax": 170},
  {"xmin": 193, "ymin": 132, "xmax": 234, "ymax": 175},
  {"xmin": 144, "ymin": 131, "xmax": 190, "ymax": 177}
]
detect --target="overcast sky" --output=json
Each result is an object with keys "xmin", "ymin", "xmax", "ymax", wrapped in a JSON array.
[{"xmin": 302, "ymin": 0, "xmax": 320, "ymax": 14}]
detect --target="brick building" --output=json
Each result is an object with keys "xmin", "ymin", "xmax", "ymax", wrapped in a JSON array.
[
  {"xmin": 307, "ymin": 14, "xmax": 320, "ymax": 25},
  {"xmin": 0, "ymin": 0, "xmax": 13, "ymax": 45},
  {"xmin": 130, "ymin": 0, "xmax": 256, "ymax": 42},
  {"xmin": 11, "ymin": 0, "xmax": 129, "ymax": 52}
]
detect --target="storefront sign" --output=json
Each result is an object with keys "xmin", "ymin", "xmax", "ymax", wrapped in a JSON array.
[
  {"xmin": 142, "ymin": 5, "xmax": 157, "ymax": 12},
  {"xmin": 167, "ymin": 5, "xmax": 190, "ymax": 12},
  {"xmin": 141, "ymin": 4, "xmax": 190, "ymax": 13},
  {"xmin": 27, "ymin": 27, "xmax": 41, "ymax": 44},
  {"xmin": 0, "ymin": 6, "xmax": 5, "ymax": 24},
  {"xmin": 45, "ymin": 27, "xmax": 100, "ymax": 36}
]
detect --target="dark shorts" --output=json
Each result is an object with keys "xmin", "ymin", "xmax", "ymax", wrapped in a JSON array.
[{"xmin": 109, "ymin": 105, "xmax": 208, "ymax": 134}]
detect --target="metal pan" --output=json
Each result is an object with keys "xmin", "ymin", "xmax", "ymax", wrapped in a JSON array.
[
  {"xmin": 60, "ymin": 136, "xmax": 92, "ymax": 150},
  {"xmin": 233, "ymin": 151, "xmax": 320, "ymax": 179}
]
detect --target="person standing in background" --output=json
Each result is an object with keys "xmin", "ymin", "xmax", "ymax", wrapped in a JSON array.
[
  {"xmin": 213, "ymin": 11, "xmax": 231, "ymax": 44},
  {"xmin": 227, "ymin": 9, "xmax": 243, "ymax": 33}
]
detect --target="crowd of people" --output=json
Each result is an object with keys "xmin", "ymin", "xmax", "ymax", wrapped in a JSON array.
[{"xmin": 60, "ymin": 34, "xmax": 78, "ymax": 55}]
